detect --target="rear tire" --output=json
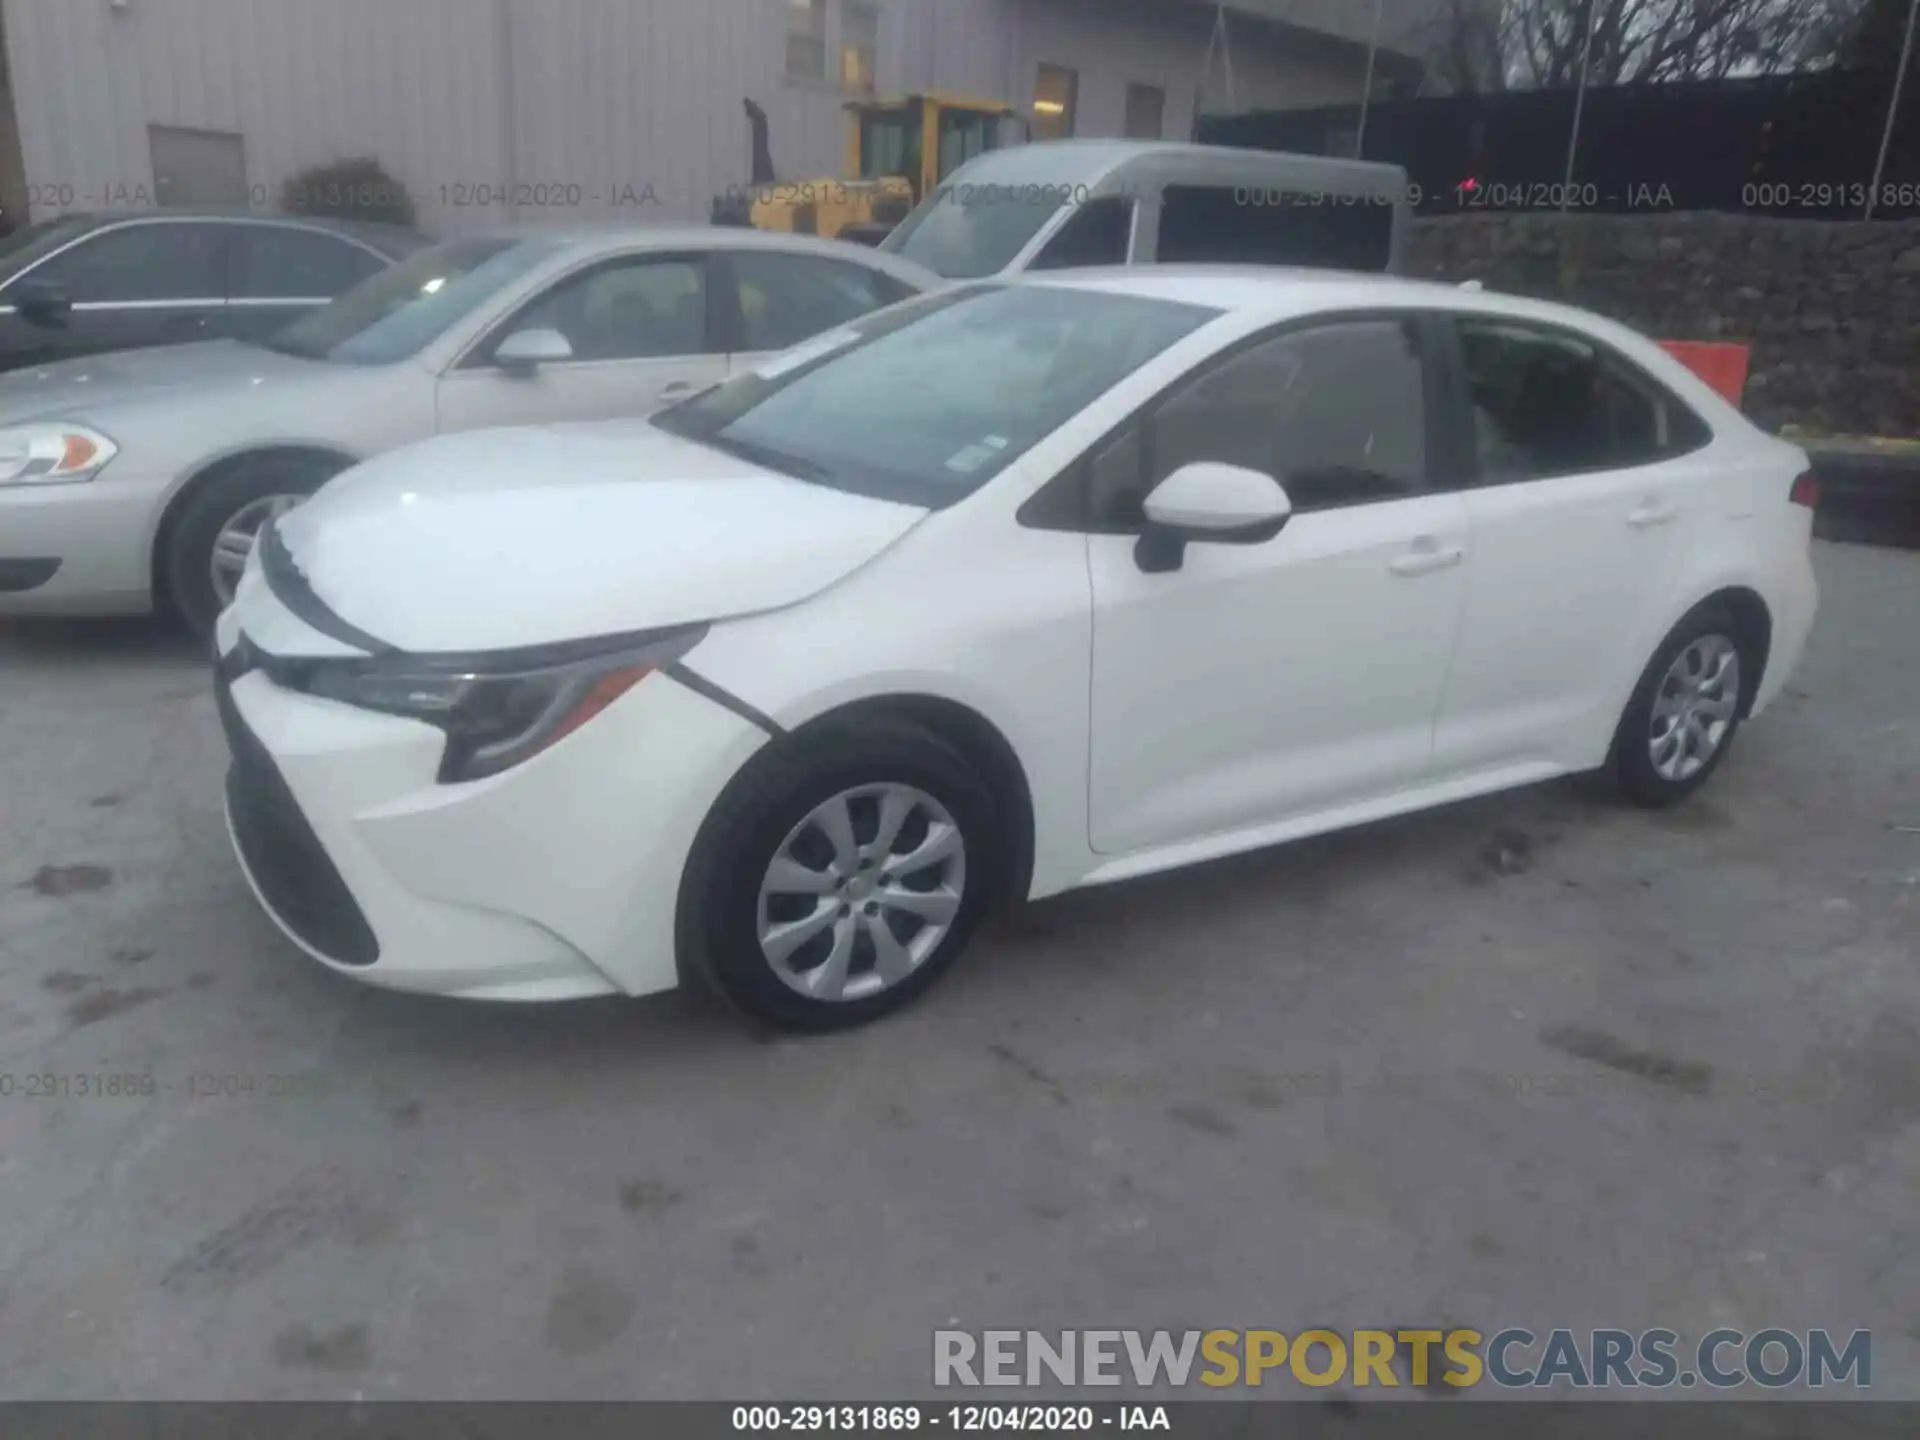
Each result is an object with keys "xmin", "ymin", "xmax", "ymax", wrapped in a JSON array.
[
  {"xmin": 678, "ymin": 716, "xmax": 999, "ymax": 1033},
  {"xmin": 162, "ymin": 455, "xmax": 344, "ymax": 638},
  {"xmin": 1612, "ymin": 603, "xmax": 1752, "ymax": 808}
]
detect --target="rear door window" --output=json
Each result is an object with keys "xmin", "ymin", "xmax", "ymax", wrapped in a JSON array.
[
  {"xmin": 234, "ymin": 225, "xmax": 386, "ymax": 300},
  {"xmin": 1453, "ymin": 318, "xmax": 1712, "ymax": 482}
]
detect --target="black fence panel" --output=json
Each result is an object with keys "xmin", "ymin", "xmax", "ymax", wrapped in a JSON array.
[{"xmin": 1197, "ymin": 71, "xmax": 1920, "ymax": 219}]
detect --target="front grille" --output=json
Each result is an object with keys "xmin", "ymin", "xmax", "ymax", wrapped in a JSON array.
[{"xmin": 217, "ymin": 667, "xmax": 380, "ymax": 967}]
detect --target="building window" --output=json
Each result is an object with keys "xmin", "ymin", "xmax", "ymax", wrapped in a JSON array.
[
  {"xmin": 1124, "ymin": 83, "xmax": 1165, "ymax": 139},
  {"xmin": 841, "ymin": 1, "xmax": 879, "ymax": 94},
  {"xmin": 785, "ymin": 0, "xmax": 828, "ymax": 81},
  {"xmin": 1032, "ymin": 63, "xmax": 1077, "ymax": 141}
]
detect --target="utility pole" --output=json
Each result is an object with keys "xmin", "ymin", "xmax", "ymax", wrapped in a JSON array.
[
  {"xmin": 1865, "ymin": 0, "xmax": 1919, "ymax": 220},
  {"xmin": 1561, "ymin": 0, "xmax": 1601, "ymax": 210},
  {"xmin": 1356, "ymin": 0, "xmax": 1386, "ymax": 158},
  {"xmin": 496, "ymin": 0, "xmax": 520, "ymax": 224},
  {"xmin": 1201, "ymin": 1, "xmax": 1236, "ymax": 114}
]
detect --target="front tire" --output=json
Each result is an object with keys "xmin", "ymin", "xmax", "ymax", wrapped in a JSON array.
[
  {"xmin": 1612, "ymin": 603, "xmax": 1751, "ymax": 808},
  {"xmin": 679, "ymin": 716, "xmax": 999, "ymax": 1032},
  {"xmin": 162, "ymin": 455, "xmax": 344, "ymax": 637}
]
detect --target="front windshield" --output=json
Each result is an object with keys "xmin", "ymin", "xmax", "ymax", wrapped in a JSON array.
[
  {"xmin": 881, "ymin": 184, "xmax": 1068, "ymax": 278},
  {"xmin": 654, "ymin": 283, "xmax": 1216, "ymax": 506},
  {"xmin": 263, "ymin": 236, "xmax": 561, "ymax": 364}
]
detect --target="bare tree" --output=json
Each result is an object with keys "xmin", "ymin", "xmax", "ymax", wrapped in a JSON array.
[
  {"xmin": 1415, "ymin": 0, "xmax": 1866, "ymax": 89},
  {"xmin": 1419, "ymin": 0, "xmax": 1512, "ymax": 90},
  {"xmin": 1842, "ymin": 0, "xmax": 1920, "ymax": 72}
]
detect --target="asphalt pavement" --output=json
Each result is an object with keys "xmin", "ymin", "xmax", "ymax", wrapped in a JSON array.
[{"xmin": 0, "ymin": 540, "xmax": 1915, "ymax": 1401}]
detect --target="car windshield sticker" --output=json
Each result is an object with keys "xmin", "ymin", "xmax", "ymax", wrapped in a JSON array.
[{"xmin": 944, "ymin": 442, "xmax": 998, "ymax": 474}]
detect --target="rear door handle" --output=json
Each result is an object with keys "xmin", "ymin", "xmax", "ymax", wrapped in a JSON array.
[
  {"xmin": 1389, "ymin": 541, "xmax": 1465, "ymax": 578},
  {"xmin": 1628, "ymin": 501, "xmax": 1679, "ymax": 528},
  {"xmin": 658, "ymin": 381, "xmax": 694, "ymax": 400}
]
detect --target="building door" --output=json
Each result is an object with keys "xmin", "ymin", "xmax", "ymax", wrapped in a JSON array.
[{"xmin": 150, "ymin": 126, "xmax": 250, "ymax": 207}]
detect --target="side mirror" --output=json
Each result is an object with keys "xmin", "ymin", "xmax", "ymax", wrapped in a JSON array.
[
  {"xmin": 1135, "ymin": 461, "xmax": 1292, "ymax": 574},
  {"xmin": 493, "ymin": 327, "xmax": 573, "ymax": 375},
  {"xmin": 11, "ymin": 278, "xmax": 72, "ymax": 327}
]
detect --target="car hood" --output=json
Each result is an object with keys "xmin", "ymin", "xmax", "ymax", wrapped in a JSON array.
[
  {"xmin": 0, "ymin": 340, "xmax": 330, "ymax": 422},
  {"xmin": 270, "ymin": 420, "xmax": 930, "ymax": 653}
]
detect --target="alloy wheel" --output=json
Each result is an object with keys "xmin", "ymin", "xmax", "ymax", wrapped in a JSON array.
[
  {"xmin": 1649, "ymin": 633, "xmax": 1740, "ymax": 783},
  {"xmin": 755, "ymin": 783, "xmax": 967, "ymax": 1003},
  {"xmin": 210, "ymin": 494, "xmax": 303, "ymax": 607}
]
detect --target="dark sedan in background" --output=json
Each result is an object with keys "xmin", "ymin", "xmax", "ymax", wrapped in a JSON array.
[{"xmin": 0, "ymin": 211, "xmax": 428, "ymax": 371}]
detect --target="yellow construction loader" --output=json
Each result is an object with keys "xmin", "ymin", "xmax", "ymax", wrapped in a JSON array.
[{"xmin": 714, "ymin": 93, "xmax": 1028, "ymax": 245}]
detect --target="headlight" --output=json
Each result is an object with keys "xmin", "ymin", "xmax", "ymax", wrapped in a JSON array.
[
  {"xmin": 0, "ymin": 423, "xmax": 118, "ymax": 485},
  {"xmin": 280, "ymin": 627, "xmax": 707, "ymax": 783}
]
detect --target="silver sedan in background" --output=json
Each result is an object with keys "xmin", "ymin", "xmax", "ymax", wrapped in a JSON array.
[{"xmin": 0, "ymin": 227, "xmax": 936, "ymax": 634}]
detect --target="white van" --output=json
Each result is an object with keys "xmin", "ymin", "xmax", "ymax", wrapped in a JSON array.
[{"xmin": 878, "ymin": 139, "xmax": 1413, "ymax": 280}]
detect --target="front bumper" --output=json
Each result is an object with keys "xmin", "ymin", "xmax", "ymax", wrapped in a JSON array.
[
  {"xmin": 0, "ymin": 474, "xmax": 165, "ymax": 616},
  {"xmin": 214, "ymin": 607, "xmax": 770, "ymax": 1002}
]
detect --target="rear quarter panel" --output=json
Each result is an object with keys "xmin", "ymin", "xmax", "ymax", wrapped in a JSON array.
[{"xmin": 1451, "ymin": 295, "xmax": 1815, "ymax": 737}]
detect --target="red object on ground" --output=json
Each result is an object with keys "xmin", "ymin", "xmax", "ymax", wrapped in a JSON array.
[{"xmin": 1659, "ymin": 340, "xmax": 1751, "ymax": 408}]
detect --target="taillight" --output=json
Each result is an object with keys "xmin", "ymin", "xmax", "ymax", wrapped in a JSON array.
[{"xmin": 1789, "ymin": 472, "xmax": 1820, "ymax": 509}]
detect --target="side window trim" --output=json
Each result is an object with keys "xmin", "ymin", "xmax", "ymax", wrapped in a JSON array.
[
  {"xmin": 1019, "ymin": 307, "xmax": 1445, "ymax": 534},
  {"xmin": 454, "ymin": 250, "xmax": 717, "ymax": 371},
  {"xmin": 708, "ymin": 249, "xmax": 747, "ymax": 356},
  {"xmin": 1443, "ymin": 311, "xmax": 1713, "ymax": 487},
  {"xmin": 0, "ymin": 223, "xmax": 107, "ymax": 298},
  {"xmin": 1422, "ymin": 311, "xmax": 1481, "ymax": 492}
]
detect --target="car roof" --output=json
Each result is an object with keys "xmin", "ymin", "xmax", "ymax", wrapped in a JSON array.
[
  {"xmin": 473, "ymin": 223, "xmax": 942, "ymax": 286},
  {"xmin": 55, "ymin": 209, "xmax": 429, "ymax": 256},
  {"xmin": 1019, "ymin": 264, "xmax": 1653, "ymax": 345},
  {"xmin": 943, "ymin": 138, "xmax": 1409, "ymax": 188}
]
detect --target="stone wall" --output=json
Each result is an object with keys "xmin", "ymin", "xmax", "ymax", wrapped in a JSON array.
[{"xmin": 1406, "ymin": 213, "xmax": 1920, "ymax": 437}]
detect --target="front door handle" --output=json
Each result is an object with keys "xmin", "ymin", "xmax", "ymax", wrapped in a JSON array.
[
  {"xmin": 1389, "ymin": 541, "xmax": 1465, "ymax": 578},
  {"xmin": 1628, "ymin": 501, "xmax": 1679, "ymax": 528},
  {"xmin": 658, "ymin": 381, "xmax": 694, "ymax": 400}
]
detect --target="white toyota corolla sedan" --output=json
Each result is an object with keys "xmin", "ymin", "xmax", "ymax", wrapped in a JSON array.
[{"xmin": 214, "ymin": 268, "xmax": 1818, "ymax": 1031}]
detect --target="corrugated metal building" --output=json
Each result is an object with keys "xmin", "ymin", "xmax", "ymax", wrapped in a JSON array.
[{"xmin": 0, "ymin": 0, "xmax": 1439, "ymax": 235}]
